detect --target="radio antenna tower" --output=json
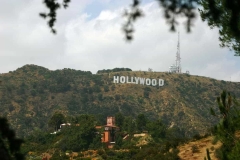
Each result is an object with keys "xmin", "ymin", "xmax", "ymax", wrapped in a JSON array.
[{"xmin": 176, "ymin": 32, "xmax": 181, "ymax": 73}]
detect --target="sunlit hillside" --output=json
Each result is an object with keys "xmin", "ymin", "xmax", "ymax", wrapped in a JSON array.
[{"xmin": 0, "ymin": 64, "xmax": 239, "ymax": 138}]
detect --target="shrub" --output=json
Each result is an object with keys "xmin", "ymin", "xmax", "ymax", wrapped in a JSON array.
[{"xmin": 192, "ymin": 145, "xmax": 199, "ymax": 153}]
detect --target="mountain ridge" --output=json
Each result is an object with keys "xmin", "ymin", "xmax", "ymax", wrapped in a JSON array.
[{"xmin": 0, "ymin": 64, "xmax": 239, "ymax": 138}]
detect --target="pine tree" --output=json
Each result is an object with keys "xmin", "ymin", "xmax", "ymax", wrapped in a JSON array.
[{"xmin": 209, "ymin": 90, "xmax": 240, "ymax": 159}]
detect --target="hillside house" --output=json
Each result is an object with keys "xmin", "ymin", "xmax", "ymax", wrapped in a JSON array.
[{"xmin": 101, "ymin": 117, "xmax": 119, "ymax": 148}]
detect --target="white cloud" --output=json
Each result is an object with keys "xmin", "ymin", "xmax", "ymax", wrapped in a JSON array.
[{"xmin": 0, "ymin": 0, "xmax": 239, "ymax": 82}]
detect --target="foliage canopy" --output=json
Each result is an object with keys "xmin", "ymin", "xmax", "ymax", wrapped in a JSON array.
[
  {"xmin": 199, "ymin": 0, "xmax": 240, "ymax": 56},
  {"xmin": 209, "ymin": 90, "xmax": 240, "ymax": 159}
]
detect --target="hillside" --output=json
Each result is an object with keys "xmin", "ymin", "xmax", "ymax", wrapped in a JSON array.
[
  {"xmin": 0, "ymin": 64, "xmax": 239, "ymax": 137},
  {"xmin": 178, "ymin": 136, "xmax": 221, "ymax": 160}
]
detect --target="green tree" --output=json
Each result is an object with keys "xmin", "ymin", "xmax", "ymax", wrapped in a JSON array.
[
  {"xmin": 104, "ymin": 86, "xmax": 109, "ymax": 92},
  {"xmin": 147, "ymin": 119, "xmax": 167, "ymax": 143},
  {"xmin": 48, "ymin": 112, "xmax": 65, "ymax": 131},
  {"xmin": 123, "ymin": 117, "xmax": 136, "ymax": 135},
  {"xmin": 209, "ymin": 90, "xmax": 240, "ymax": 159},
  {"xmin": 89, "ymin": 134, "xmax": 102, "ymax": 150},
  {"xmin": 74, "ymin": 114, "xmax": 96, "ymax": 125},
  {"xmin": 143, "ymin": 91, "xmax": 149, "ymax": 98},
  {"xmin": 59, "ymin": 115, "xmax": 97, "ymax": 152},
  {"xmin": 114, "ymin": 132, "xmax": 123, "ymax": 149},
  {"xmin": 115, "ymin": 112, "xmax": 125, "ymax": 129},
  {"xmin": 199, "ymin": 0, "xmax": 240, "ymax": 55},
  {"xmin": 136, "ymin": 114, "xmax": 147, "ymax": 132}
]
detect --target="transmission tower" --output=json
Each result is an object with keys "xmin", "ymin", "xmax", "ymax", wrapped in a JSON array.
[{"xmin": 176, "ymin": 32, "xmax": 181, "ymax": 73}]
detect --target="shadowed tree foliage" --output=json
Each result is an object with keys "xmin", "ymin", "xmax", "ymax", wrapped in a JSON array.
[
  {"xmin": 97, "ymin": 68, "xmax": 132, "ymax": 74},
  {"xmin": 39, "ymin": 0, "xmax": 71, "ymax": 34},
  {"xmin": 208, "ymin": 90, "xmax": 240, "ymax": 160},
  {"xmin": 48, "ymin": 112, "xmax": 65, "ymax": 131},
  {"xmin": 0, "ymin": 117, "xmax": 24, "ymax": 160},
  {"xmin": 58, "ymin": 114, "xmax": 97, "ymax": 152},
  {"xmin": 115, "ymin": 112, "xmax": 125, "ymax": 130},
  {"xmin": 199, "ymin": 0, "xmax": 240, "ymax": 56},
  {"xmin": 136, "ymin": 113, "xmax": 147, "ymax": 132},
  {"xmin": 147, "ymin": 119, "xmax": 167, "ymax": 142}
]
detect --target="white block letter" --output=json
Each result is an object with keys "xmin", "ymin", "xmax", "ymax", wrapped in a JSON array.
[
  {"xmin": 135, "ymin": 77, "xmax": 140, "ymax": 84},
  {"xmin": 152, "ymin": 79, "xmax": 157, "ymax": 86},
  {"xmin": 131, "ymin": 77, "xmax": 134, "ymax": 83},
  {"xmin": 120, "ymin": 76, "xmax": 126, "ymax": 83},
  {"xmin": 113, "ymin": 76, "xmax": 119, "ymax": 83},
  {"xmin": 139, "ymin": 78, "xmax": 145, "ymax": 85},
  {"xmin": 126, "ymin": 76, "xmax": 130, "ymax": 83},
  {"xmin": 159, "ymin": 79, "xmax": 164, "ymax": 86},
  {"xmin": 146, "ymin": 78, "xmax": 151, "ymax": 85}
]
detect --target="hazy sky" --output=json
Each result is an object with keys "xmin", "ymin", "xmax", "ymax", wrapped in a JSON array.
[{"xmin": 0, "ymin": 0, "xmax": 239, "ymax": 81}]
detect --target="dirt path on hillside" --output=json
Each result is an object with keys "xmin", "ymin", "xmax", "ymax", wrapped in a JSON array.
[{"xmin": 178, "ymin": 136, "xmax": 221, "ymax": 160}]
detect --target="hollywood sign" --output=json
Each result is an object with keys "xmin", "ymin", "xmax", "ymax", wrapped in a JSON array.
[{"xmin": 113, "ymin": 76, "xmax": 164, "ymax": 86}]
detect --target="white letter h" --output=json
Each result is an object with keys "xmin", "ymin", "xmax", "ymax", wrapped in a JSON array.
[{"xmin": 113, "ymin": 76, "xmax": 119, "ymax": 83}]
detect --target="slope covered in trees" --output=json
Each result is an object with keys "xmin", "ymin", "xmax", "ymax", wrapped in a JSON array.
[
  {"xmin": 21, "ymin": 113, "xmax": 182, "ymax": 160},
  {"xmin": 0, "ymin": 64, "xmax": 240, "ymax": 138}
]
